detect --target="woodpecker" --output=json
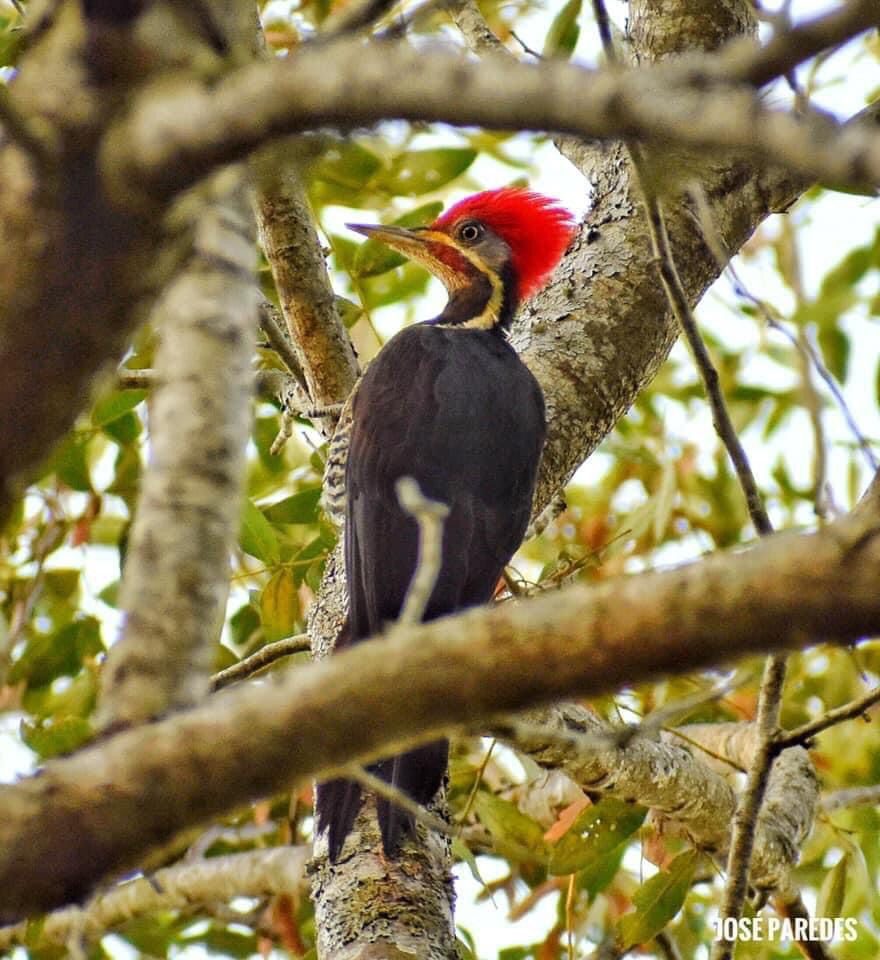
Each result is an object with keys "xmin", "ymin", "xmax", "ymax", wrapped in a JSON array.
[{"xmin": 316, "ymin": 188, "xmax": 575, "ymax": 862}]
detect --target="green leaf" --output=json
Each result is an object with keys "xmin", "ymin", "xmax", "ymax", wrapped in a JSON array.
[
  {"xmin": 618, "ymin": 848, "xmax": 699, "ymax": 948},
  {"xmin": 23, "ymin": 666, "xmax": 98, "ymax": 720},
  {"xmin": 184, "ymin": 926, "xmax": 258, "ymax": 958},
  {"xmin": 107, "ymin": 444, "xmax": 142, "ymax": 498},
  {"xmin": 0, "ymin": 14, "xmax": 23, "ymax": 69},
  {"xmin": 118, "ymin": 916, "xmax": 189, "ymax": 955},
  {"xmin": 230, "ymin": 603, "xmax": 261, "ymax": 649},
  {"xmin": 819, "ymin": 242, "xmax": 875, "ymax": 299},
  {"xmin": 817, "ymin": 326, "xmax": 850, "ymax": 383},
  {"xmin": 103, "ymin": 410, "xmax": 141, "ymax": 445},
  {"xmin": 9, "ymin": 617, "xmax": 103, "ymax": 687},
  {"xmin": 292, "ymin": 533, "xmax": 332, "ymax": 587},
  {"xmin": 98, "ymin": 580, "xmax": 119, "ymax": 608},
  {"xmin": 335, "ymin": 295, "xmax": 364, "ymax": 328},
  {"xmin": 44, "ymin": 569, "xmax": 81, "ymax": 600},
  {"xmin": 360, "ymin": 261, "xmax": 431, "ymax": 309},
  {"xmin": 239, "ymin": 499, "xmax": 281, "ymax": 565},
  {"xmin": 260, "ymin": 568, "xmax": 301, "ymax": 642},
  {"xmin": 312, "ymin": 142, "xmax": 383, "ymax": 190},
  {"xmin": 263, "ymin": 488, "xmax": 322, "ymax": 524},
  {"xmin": 578, "ymin": 842, "xmax": 629, "ymax": 899},
  {"xmin": 452, "ymin": 837, "xmax": 489, "ymax": 889},
  {"xmin": 51, "ymin": 435, "xmax": 93, "ymax": 492},
  {"xmin": 817, "ymin": 853, "xmax": 848, "ymax": 919},
  {"xmin": 352, "ymin": 201, "xmax": 444, "ymax": 278},
  {"xmin": 474, "ymin": 792, "xmax": 549, "ymax": 863},
  {"xmin": 21, "ymin": 715, "xmax": 93, "ymax": 759},
  {"xmin": 543, "ymin": 0, "xmax": 581, "ymax": 58},
  {"xmin": 382, "ymin": 149, "xmax": 477, "ymax": 197},
  {"xmin": 548, "ymin": 797, "xmax": 645, "ymax": 875},
  {"xmin": 91, "ymin": 389, "xmax": 146, "ymax": 427}
]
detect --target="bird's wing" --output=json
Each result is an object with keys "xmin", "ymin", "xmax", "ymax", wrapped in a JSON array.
[{"xmin": 345, "ymin": 325, "xmax": 545, "ymax": 642}]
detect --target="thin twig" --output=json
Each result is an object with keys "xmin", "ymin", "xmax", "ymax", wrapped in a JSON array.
[
  {"xmin": 772, "ymin": 894, "xmax": 837, "ymax": 960},
  {"xmin": 116, "ymin": 369, "xmax": 158, "ymax": 390},
  {"xmin": 666, "ymin": 728, "xmax": 747, "ymax": 774},
  {"xmin": 711, "ymin": 652, "xmax": 788, "ymax": 960},
  {"xmin": 211, "ymin": 635, "xmax": 311, "ymax": 690},
  {"xmin": 821, "ymin": 784, "xmax": 880, "ymax": 812},
  {"xmin": 797, "ymin": 328, "xmax": 878, "ymax": 472},
  {"xmin": 636, "ymin": 677, "xmax": 741, "ymax": 739},
  {"xmin": 509, "ymin": 30, "xmax": 542, "ymax": 60},
  {"xmin": 395, "ymin": 477, "xmax": 449, "ymax": 625},
  {"xmin": 589, "ymin": 5, "xmax": 788, "ymax": 953},
  {"xmin": 774, "ymin": 685, "xmax": 880, "ymax": 752},
  {"xmin": 258, "ymin": 298, "xmax": 308, "ymax": 393},
  {"xmin": 457, "ymin": 740, "xmax": 496, "ymax": 826},
  {"xmin": 688, "ymin": 184, "xmax": 879, "ymax": 476},
  {"xmin": 797, "ymin": 325, "xmax": 831, "ymax": 518}
]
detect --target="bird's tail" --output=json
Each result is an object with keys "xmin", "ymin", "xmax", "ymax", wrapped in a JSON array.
[
  {"xmin": 316, "ymin": 740, "xmax": 449, "ymax": 862},
  {"xmin": 316, "ymin": 776, "xmax": 364, "ymax": 863},
  {"xmin": 377, "ymin": 739, "xmax": 448, "ymax": 857}
]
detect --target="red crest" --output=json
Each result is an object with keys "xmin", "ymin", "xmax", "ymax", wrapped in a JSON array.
[{"xmin": 433, "ymin": 188, "xmax": 576, "ymax": 301}]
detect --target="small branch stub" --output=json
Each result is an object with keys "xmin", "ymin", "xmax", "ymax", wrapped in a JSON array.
[{"xmin": 395, "ymin": 476, "xmax": 450, "ymax": 626}]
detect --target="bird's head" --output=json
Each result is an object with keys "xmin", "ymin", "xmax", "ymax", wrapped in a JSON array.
[{"xmin": 348, "ymin": 188, "xmax": 575, "ymax": 330}]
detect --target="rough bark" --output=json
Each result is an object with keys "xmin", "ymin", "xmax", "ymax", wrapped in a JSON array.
[
  {"xmin": 507, "ymin": 705, "xmax": 817, "ymax": 897},
  {"xmin": 253, "ymin": 156, "xmax": 359, "ymax": 410},
  {"xmin": 0, "ymin": 2, "xmax": 165, "ymax": 525}
]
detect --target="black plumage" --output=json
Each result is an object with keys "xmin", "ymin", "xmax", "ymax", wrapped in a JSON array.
[
  {"xmin": 317, "ymin": 323, "xmax": 545, "ymax": 861},
  {"xmin": 314, "ymin": 187, "xmax": 574, "ymax": 862}
]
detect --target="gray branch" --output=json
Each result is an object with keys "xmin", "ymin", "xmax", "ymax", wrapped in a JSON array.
[
  {"xmin": 0, "ymin": 467, "xmax": 878, "ymax": 920},
  {"xmin": 97, "ymin": 169, "xmax": 258, "ymax": 728}
]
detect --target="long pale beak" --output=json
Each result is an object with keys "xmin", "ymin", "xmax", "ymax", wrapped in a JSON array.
[
  {"xmin": 347, "ymin": 223, "xmax": 433, "ymax": 259},
  {"xmin": 347, "ymin": 223, "xmax": 472, "ymax": 292}
]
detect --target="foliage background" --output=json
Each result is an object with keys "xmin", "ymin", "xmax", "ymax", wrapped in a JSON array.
[{"xmin": 0, "ymin": 0, "xmax": 878, "ymax": 957}]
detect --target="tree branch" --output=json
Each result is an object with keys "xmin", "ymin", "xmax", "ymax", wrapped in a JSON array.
[
  {"xmin": 774, "ymin": 685, "xmax": 880, "ymax": 752},
  {"xmin": 504, "ymin": 705, "xmax": 816, "ymax": 892},
  {"xmin": 1, "ymin": 485, "xmax": 879, "ymax": 919},
  {"xmin": 253, "ymin": 154, "xmax": 358, "ymax": 420},
  {"xmin": 102, "ymin": 28, "xmax": 880, "ymax": 205},
  {"xmin": 211, "ymin": 634, "xmax": 311, "ymax": 690},
  {"xmin": 0, "ymin": 848, "xmax": 310, "ymax": 952},
  {"xmin": 730, "ymin": 0, "xmax": 879, "ymax": 87},
  {"xmin": 97, "ymin": 169, "xmax": 258, "ymax": 729}
]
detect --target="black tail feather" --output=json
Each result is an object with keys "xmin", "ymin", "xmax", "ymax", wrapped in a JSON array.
[
  {"xmin": 376, "ymin": 740, "xmax": 448, "ymax": 857},
  {"xmin": 316, "ymin": 777, "xmax": 364, "ymax": 863},
  {"xmin": 317, "ymin": 740, "xmax": 449, "ymax": 862}
]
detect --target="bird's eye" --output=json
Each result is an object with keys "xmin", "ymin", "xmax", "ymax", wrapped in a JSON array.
[{"xmin": 458, "ymin": 221, "xmax": 483, "ymax": 244}]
